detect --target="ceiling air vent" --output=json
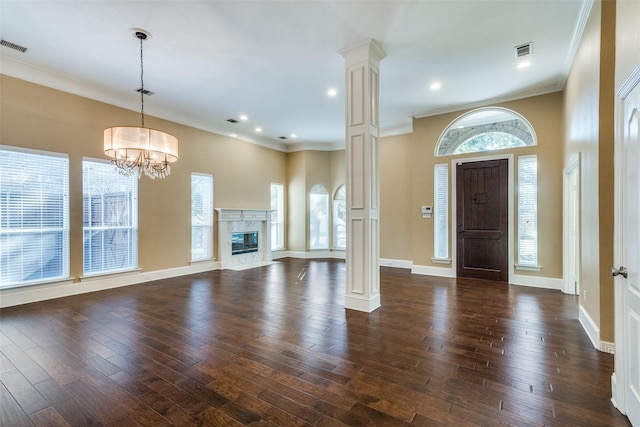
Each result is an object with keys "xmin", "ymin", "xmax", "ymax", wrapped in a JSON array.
[
  {"xmin": 136, "ymin": 88, "xmax": 154, "ymax": 95},
  {"xmin": 227, "ymin": 118, "xmax": 239, "ymax": 123},
  {"xmin": 515, "ymin": 42, "xmax": 532, "ymax": 58},
  {"xmin": 278, "ymin": 136, "xmax": 288, "ymax": 140},
  {"xmin": 1, "ymin": 39, "xmax": 27, "ymax": 53}
]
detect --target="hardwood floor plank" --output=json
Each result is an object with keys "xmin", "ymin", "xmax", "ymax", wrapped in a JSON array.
[
  {"xmin": 34, "ymin": 378, "xmax": 103, "ymax": 427},
  {"xmin": 29, "ymin": 406, "xmax": 71, "ymax": 427}
]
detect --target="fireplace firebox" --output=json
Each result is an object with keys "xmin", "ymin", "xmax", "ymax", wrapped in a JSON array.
[{"xmin": 231, "ymin": 232, "xmax": 258, "ymax": 255}]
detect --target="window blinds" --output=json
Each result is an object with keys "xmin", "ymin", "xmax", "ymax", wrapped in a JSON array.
[
  {"xmin": 82, "ymin": 160, "xmax": 138, "ymax": 275},
  {"xmin": 517, "ymin": 155, "xmax": 538, "ymax": 266},
  {"xmin": 434, "ymin": 164, "xmax": 449, "ymax": 259},
  {"xmin": 1, "ymin": 147, "xmax": 69, "ymax": 287},
  {"xmin": 191, "ymin": 173, "xmax": 213, "ymax": 261}
]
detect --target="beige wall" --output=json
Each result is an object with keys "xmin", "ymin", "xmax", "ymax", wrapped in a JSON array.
[
  {"xmin": 408, "ymin": 92, "xmax": 565, "ymax": 278},
  {"xmin": 1, "ymin": 75, "xmax": 286, "ymax": 278},
  {"xmin": 285, "ymin": 150, "xmax": 334, "ymax": 252},
  {"xmin": 286, "ymin": 151, "xmax": 306, "ymax": 252},
  {"xmin": 563, "ymin": 0, "xmax": 616, "ymax": 341},
  {"xmin": 380, "ymin": 133, "xmax": 412, "ymax": 261}
]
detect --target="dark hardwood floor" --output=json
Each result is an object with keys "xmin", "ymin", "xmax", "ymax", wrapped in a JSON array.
[{"xmin": 0, "ymin": 258, "xmax": 631, "ymax": 426}]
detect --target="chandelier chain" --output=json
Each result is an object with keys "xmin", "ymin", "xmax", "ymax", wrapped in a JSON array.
[{"xmin": 140, "ymin": 34, "xmax": 145, "ymax": 128}]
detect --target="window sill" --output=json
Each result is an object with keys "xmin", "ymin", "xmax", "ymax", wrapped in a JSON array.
[
  {"xmin": 515, "ymin": 264, "xmax": 541, "ymax": 272},
  {"xmin": 0, "ymin": 277, "xmax": 74, "ymax": 291},
  {"xmin": 80, "ymin": 268, "xmax": 142, "ymax": 282},
  {"xmin": 431, "ymin": 257, "xmax": 452, "ymax": 265}
]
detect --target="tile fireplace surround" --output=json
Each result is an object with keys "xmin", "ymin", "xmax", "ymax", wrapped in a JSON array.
[{"xmin": 216, "ymin": 209, "xmax": 274, "ymax": 270}]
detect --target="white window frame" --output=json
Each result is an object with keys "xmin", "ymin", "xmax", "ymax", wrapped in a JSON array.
[
  {"xmin": 516, "ymin": 155, "xmax": 539, "ymax": 269},
  {"xmin": 82, "ymin": 158, "xmax": 138, "ymax": 276},
  {"xmin": 433, "ymin": 164, "xmax": 450, "ymax": 262},
  {"xmin": 270, "ymin": 183, "xmax": 284, "ymax": 251},
  {"xmin": 333, "ymin": 184, "xmax": 346, "ymax": 250},
  {"xmin": 191, "ymin": 173, "xmax": 214, "ymax": 262},
  {"xmin": 1, "ymin": 146, "xmax": 70, "ymax": 288}
]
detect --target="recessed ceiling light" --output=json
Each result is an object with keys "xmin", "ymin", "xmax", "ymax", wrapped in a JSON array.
[
  {"xmin": 240, "ymin": 115, "xmax": 248, "ymax": 121},
  {"xmin": 517, "ymin": 61, "xmax": 531, "ymax": 69},
  {"xmin": 290, "ymin": 134, "xmax": 297, "ymax": 139},
  {"xmin": 430, "ymin": 82, "xmax": 441, "ymax": 90},
  {"xmin": 255, "ymin": 127, "xmax": 262, "ymax": 132},
  {"xmin": 327, "ymin": 88, "xmax": 337, "ymax": 97}
]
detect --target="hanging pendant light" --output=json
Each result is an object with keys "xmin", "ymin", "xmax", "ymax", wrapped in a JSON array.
[{"xmin": 104, "ymin": 29, "xmax": 178, "ymax": 179}]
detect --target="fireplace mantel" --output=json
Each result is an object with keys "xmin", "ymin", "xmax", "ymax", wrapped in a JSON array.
[
  {"xmin": 216, "ymin": 208, "xmax": 272, "ymax": 222},
  {"xmin": 215, "ymin": 209, "xmax": 273, "ymax": 270}
]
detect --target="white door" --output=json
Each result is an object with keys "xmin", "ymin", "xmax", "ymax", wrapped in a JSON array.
[{"xmin": 615, "ymin": 76, "xmax": 640, "ymax": 426}]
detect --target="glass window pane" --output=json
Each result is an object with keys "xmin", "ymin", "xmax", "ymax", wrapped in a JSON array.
[
  {"xmin": 434, "ymin": 164, "xmax": 448, "ymax": 259},
  {"xmin": 191, "ymin": 174, "xmax": 213, "ymax": 261},
  {"xmin": 310, "ymin": 185, "xmax": 329, "ymax": 250},
  {"xmin": 518, "ymin": 155, "xmax": 538, "ymax": 265},
  {"xmin": 333, "ymin": 185, "xmax": 346, "ymax": 250},
  {"xmin": 1, "ymin": 147, "xmax": 69, "ymax": 287},
  {"xmin": 271, "ymin": 183, "xmax": 284, "ymax": 250},
  {"xmin": 83, "ymin": 160, "xmax": 138, "ymax": 275}
]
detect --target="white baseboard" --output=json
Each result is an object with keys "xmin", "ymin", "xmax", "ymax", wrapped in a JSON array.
[
  {"xmin": 601, "ymin": 341, "xmax": 615, "ymax": 354},
  {"xmin": 579, "ymin": 304, "xmax": 601, "ymax": 351},
  {"xmin": 345, "ymin": 294, "xmax": 381, "ymax": 312},
  {"xmin": 379, "ymin": 258, "xmax": 413, "ymax": 269},
  {"xmin": 411, "ymin": 264, "xmax": 456, "ymax": 277},
  {"xmin": 511, "ymin": 274, "xmax": 563, "ymax": 291},
  {"xmin": 0, "ymin": 262, "xmax": 218, "ymax": 308},
  {"xmin": 281, "ymin": 250, "xmax": 345, "ymax": 259}
]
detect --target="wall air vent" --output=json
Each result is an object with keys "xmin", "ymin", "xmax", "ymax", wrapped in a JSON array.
[
  {"xmin": 1, "ymin": 39, "xmax": 27, "ymax": 53},
  {"xmin": 136, "ymin": 88, "xmax": 154, "ymax": 95},
  {"xmin": 227, "ymin": 118, "xmax": 239, "ymax": 123},
  {"xmin": 515, "ymin": 42, "xmax": 532, "ymax": 58}
]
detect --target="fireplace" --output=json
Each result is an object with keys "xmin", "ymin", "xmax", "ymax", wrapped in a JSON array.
[
  {"xmin": 216, "ymin": 209, "xmax": 273, "ymax": 270},
  {"xmin": 232, "ymin": 232, "xmax": 258, "ymax": 255}
]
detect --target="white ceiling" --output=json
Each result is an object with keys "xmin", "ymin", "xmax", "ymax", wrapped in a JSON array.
[{"xmin": 0, "ymin": 0, "xmax": 588, "ymax": 152}]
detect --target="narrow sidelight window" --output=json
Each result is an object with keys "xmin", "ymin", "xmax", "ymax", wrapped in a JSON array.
[{"xmin": 192, "ymin": 173, "xmax": 213, "ymax": 261}]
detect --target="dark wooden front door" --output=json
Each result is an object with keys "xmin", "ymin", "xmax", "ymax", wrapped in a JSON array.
[{"xmin": 456, "ymin": 159, "xmax": 508, "ymax": 282}]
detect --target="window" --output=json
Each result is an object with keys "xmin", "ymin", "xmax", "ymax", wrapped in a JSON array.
[
  {"xmin": 433, "ymin": 164, "xmax": 449, "ymax": 260},
  {"xmin": 436, "ymin": 107, "xmax": 536, "ymax": 156},
  {"xmin": 83, "ymin": 160, "xmax": 138, "ymax": 275},
  {"xmin": 270, "ymin": 183, "xmax": 284, "ymax": 250},
  {"xmin": 1, "ymin": 147, "xmax": 69, "ymax": 288},
  {"xmin": 192, "ymin": 173, "xmax": 213, "ymax": 261},
  {"xmin": 309, "ymin": 184, "xmax": 329, "ymax": 250},
  {"xmin": 517, "ymin": 155, "xmax": 538, "ymax": 266},
  {"xmin": 333, "ymin": 185, "xmax": 346, "ymax": 250}
]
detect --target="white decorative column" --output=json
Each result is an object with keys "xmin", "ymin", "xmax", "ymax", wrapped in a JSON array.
[{"xmin": 340, "ymin": 40, "xmax": 385, "ymax": 312}]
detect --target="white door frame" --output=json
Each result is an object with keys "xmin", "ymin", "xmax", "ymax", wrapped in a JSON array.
[
  {"xmin": 612, "ymin": 64, "xmax": 640, "ymax": 417},
  {"xmin": 563, "ymin": 153, "xmax": 581, "ymax": 295}
]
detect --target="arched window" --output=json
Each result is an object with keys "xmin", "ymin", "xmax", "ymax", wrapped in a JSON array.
[
  {"xmin": 435, "ymin": 107, "xmax": 536, "ymax": 156},
  {"xmin": 309, "ymin": 184, "xmax": 329, "ymax": 250},
  {"xmin": 333, "ymin": 185, "xmax": 346, "ymax": 250}
]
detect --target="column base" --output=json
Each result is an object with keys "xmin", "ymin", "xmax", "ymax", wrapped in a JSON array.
[{"xmin": 345, "ymin": 294, "xmax": 381, "ymax": 313}]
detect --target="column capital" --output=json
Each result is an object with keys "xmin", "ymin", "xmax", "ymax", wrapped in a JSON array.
[{"xmin": 339, "ymin": 39, "xmax": 386, "ymax": 66}]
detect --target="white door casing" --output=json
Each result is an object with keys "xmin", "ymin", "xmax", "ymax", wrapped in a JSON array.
[{"xmin": 613, "ymin": 68, "xmax": 640, "ymax": 426}]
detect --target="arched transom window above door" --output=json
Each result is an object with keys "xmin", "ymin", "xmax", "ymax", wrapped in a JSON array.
[{"xmin": 435, "ymin": 107, "xmax": 536, "ymax": 156}]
